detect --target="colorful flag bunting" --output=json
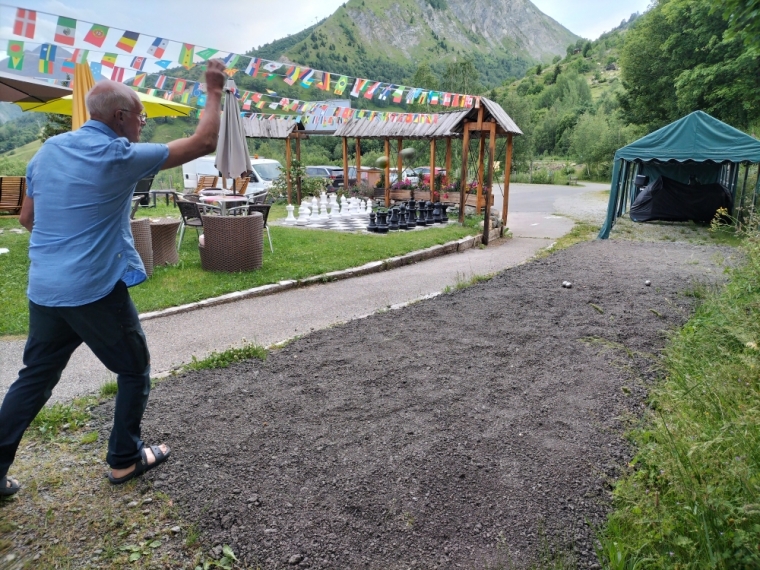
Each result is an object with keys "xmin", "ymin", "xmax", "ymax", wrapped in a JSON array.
[
  {"xmin": 196, "ymin": 48, "xmax": 218, "ymax": 60},
  {"xmin": 38, "ymin": 60, "xmax": 53, "ymax": 74},
  {"xmin": 262, "ymin": 61, "xmax": 282, "ymax": 72},
  {"xmin": 429, "ymin": 91, "xmax": 439, "ymax": 105},
  {"xmin": 163, "ymin": 91, "xmax": 173, "ymax": 100},
  {"xmin": 133, "ymin": 73, "xmax": 146, "ymax": 87},
  {"xmin": 89, "ymin": 61, "xmax": 103, "ymax": 80},
  {"xmin": 255, "ymin": 99, "xmax": 265, "ymax": 109},
  {"xmin": 83, "ymin": 23, "xmax": 108, "ymax": 47},
  {"xmin": 181, "ymin": 92, "xmax": 190, "ymax": 104},
  {"xmin": 146, "ymin": 88, "xmax": 156, "ymax": 96},
  {"xmin": 155, "ymin": 60, "xmax": 171, "ymax": 69},
  {"xmin": 197, "ymin": 94, "xmax": 207, "ymax": 107},
  {"xmin": 392, "ymin": 86, "xmax": 404, "ymax": 103},
  {"xmin": 40, "ymin": 44, "xmax": 56, "ymax": 62},
  {"xmin": 417, "ymin": 90, "xmax": 428, "ymax": 104},
  {"xmin": 300, "ymin": 69, "xmax": 315, "ymax": 88},
  {"xmin": 222, "ymin": 53, "xmax": 239, "ymax": 67},
  {"xmin": 251, "ymin": 93, "xmax": 262, "ymax": 103},
  {"xmin": 71, "ymin": 49, "xmax": 89, "ymax": 64},
  {"xmin": 364, "ymin": 81, "xmax": 381, "ymax": 99},
  {"xmin": 317, "ymin": 72, "xmax": 330, "ymax": 90},
  {"xmin": 173, "ymin": 79, "xmax": 187, "ymax": 94},
  {"xmin": 130, "ymin": 56, "xmax": 146, "ymax": 71},
  {"xmin": 223, "ymin": 68, "xmax": 237, "ymax": 77},
  {"xmin": 178, "ymin": 43, "xmax": 194, "ymax": 69},
  {"xmin": 61, "ymin": 59, "xmax": 75, "ymax": 73},
  {"xmin": 378, "ymin": 84, "xmax": 393, "ymax": 100},
  {"xmin": 464, "ymin": 95, "xmax": 474, "ymax": 107},
  {"xmin": 442, "ymin": 92, "xmax": 451, "ymax": 106},
  {"xmin": 245, "ymin": 57, "xmax": 261, "ymax": 77},
  {"xmin": 54, "ymin": 17, "xmax": 77, "ymax": 45},
  {"xmin": 334, "ymin": 76, "xmax": 349, "ymax": 96},
  {"xmin": 350, "ymin": 78, "xmax": 367, "ymax": 97},
  {"xmin": 111, "ymin": 67, "xmax": 125, "ymax": 82},
  {"xmin": 406, "ymin": 88, "xmax": 419, "ymax": 105},
  {"xmin": 14, "ymin": 9, "xmax": 36, "ymax": 39},
  {"xmin": 147, "ymin": 37, "xmax": 168, "ymax": 59},
  {"xmin": 7, "ymin": 41, "xmax": 24, "ymax": 70},
  {"xmin": 191, "ymin": 82, "xmax": 204, "ymax": 97},
  {"xmin": 282, "ymin": 66, "xmax": 301, "ymax": 86},
  {"xmin": 101, "ymin": 53, "xmax": 117, "ymax": 68},
  {"xmin": 116, "ymin": 31, "xmax": 139, "ymax": 53},
  {"xmin": 451, "ymin": 93, "xmax": 460, "ymax": 107},
  {"xmin": 155, "ymin": 75, "xmax": 166, "ymax": 89}
]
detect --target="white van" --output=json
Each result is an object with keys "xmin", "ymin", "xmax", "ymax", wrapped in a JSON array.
[{"xmin": 182, "ymin": 155, "xmax": 282, "ymax": 197}]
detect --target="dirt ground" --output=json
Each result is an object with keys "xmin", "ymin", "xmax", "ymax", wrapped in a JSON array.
[{"xmin": 94, "ymin": 239, "xmax": 736, "ymax": 570}]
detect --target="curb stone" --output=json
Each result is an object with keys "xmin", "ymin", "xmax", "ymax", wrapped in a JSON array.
[{"xmin": 138, "ymin": 233, "xmax": 498, "ymax": 322}]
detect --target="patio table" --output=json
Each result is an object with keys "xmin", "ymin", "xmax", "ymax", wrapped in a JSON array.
[
  {"xmin": 149, "ymin": 218, "xmax": 181, "ymax": 266},
  {"xmin": 199, "ymin": 194, "xmax": 248, "ymax": 216}
]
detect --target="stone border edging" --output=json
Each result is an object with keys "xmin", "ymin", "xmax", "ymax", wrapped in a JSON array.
[{"xmin": 138, "ymin": 229, "xmax": 502, "ymax": 322}]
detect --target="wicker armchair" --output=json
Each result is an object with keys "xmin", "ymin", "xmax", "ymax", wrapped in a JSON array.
[
  {"xmin": 198, "ymin": 213, "xmax": 263, "ymax": 272},
  {"xmin": 129, "ymin": 218, "xmax": 153, "ymax": 276},
  {"xmin": 246, "ymin": 204, "xmax": 273, "ymax": 252}
]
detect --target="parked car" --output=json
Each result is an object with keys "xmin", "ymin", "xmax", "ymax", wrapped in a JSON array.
[
  {"xmin": 304, "ymin": 165, "xmax": 344, "ymax": 189},
  {"xmin": 330, "ymin": 166, "xmax": 357, "ymax": 189},
  {"xmin": 413, "ymin": 166, "xmax": 448, "ymax": 185},
  {"xmin": 388, "ymin": 167, "xmax": 419, "ymax": 186}
]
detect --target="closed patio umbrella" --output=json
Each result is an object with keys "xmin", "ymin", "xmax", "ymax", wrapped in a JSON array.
[
  {"xmin": 215, "ymin": 79, "xmax": 251, "ymax": 190},
  {"xmin": 71, "ymin": 62, "xmax": 96, "ymax": 130},
  {"xmin": 16, "ymin": 90, "xmax": 194, "ymax": 118},
  {"xmin": 0, "ymin": 69, "xmax": 71, "ymax": 102}
]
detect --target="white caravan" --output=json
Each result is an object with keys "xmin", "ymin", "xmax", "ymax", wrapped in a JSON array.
[{"xmin": 182, "ymin": 155, "xmax": 282, "ymax": 197}]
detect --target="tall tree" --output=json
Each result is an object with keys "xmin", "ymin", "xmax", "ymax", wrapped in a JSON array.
[
  {"xmin": 719, "ymin": 0, "xmax": 760, "ymax": 53},
  {"xmin": 619, "ymin": 0, "xmax": 760, "ymax": 130}
]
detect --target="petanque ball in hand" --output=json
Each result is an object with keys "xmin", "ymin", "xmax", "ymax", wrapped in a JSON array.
[
  {"xmin": 400, "ymin": 147, "xmax": 416, "ymax": 160},
  {"xmin": 375, "ymin": 156, "xmax": 389, "ymax": 168}
]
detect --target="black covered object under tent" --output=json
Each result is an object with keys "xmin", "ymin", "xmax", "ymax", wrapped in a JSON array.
[
  {"xmin": 598, "ymin": 111, "xmax": 760, "ymax": 239},
  {"xmin": 629, "ymin": 176, "xmax": 733, "ymax": 223}
]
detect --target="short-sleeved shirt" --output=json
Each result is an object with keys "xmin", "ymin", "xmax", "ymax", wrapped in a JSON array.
[{"xmin": 26, "ymin": 120, "xmax": 169, "ymax": 307}]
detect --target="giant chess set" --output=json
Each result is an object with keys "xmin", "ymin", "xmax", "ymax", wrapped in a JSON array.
[{"xmin": 280, "ymin": 192, "xmax": 452, "ymax": 232}]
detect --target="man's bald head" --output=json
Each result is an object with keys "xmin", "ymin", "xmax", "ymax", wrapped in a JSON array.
[{"xmin": 86, "ymin": 81, "xmax": 140, "ymax": 122}]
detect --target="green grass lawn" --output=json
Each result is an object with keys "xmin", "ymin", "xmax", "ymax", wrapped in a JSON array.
[
  {"xmin": 2, "ymin": 139, "xmax": 41, "ymax": 161},
  {"xmin": 0, "ymin": 203, "xmax": 480, "ymax": 336}
]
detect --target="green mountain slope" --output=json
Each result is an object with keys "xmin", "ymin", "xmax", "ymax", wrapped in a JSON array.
[{"xmin": 251, "ymin": 0, "xmax": 578, "ymax": 87}]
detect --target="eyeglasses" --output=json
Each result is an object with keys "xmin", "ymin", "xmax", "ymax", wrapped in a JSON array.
[{"xmin": 120, "ymin": 109, "xmax": 148, "ymax": 122}]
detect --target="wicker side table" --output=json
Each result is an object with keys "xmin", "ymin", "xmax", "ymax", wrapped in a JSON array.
[
  {"xmin": 199, "ymin": 213, "xmax": 263, "ymax": 272},
  {"xmin": 149, "ymin": 218, "xmax": 181, "ymax": 266},
  {"xmin": 129, "ymin": 218, "xmax": 153, "ymax": 277}
]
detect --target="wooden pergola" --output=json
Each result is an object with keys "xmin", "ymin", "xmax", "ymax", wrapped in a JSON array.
[
  {"xmin": 333, "ymin": 97, "xmax": 522, "ymax": 244},
  {"xmin": 242, "ymin": 114, "xmax": 306, "ymax": 204}
]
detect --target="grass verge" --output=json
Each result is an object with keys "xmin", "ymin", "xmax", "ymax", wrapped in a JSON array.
[
  {"xmin": 534, "ymin": 221, "xmax": 601, "ymax": 259},
  {"xmin": 1, "ymin": 205, "xmax": 480, "ymax": 336},
  {"xmin": 597, "ymin": 236, "xmax": 760, "ymax": 568}
]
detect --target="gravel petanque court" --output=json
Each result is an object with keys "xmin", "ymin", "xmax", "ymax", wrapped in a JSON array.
[{"xmin": 94, "ymin": 239, "xmax": 736, "ymax": 569}]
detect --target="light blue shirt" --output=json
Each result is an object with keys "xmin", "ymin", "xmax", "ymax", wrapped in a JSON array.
[{"xmin": 26, "ymin": 120, "xmax": 169, "ymax": 307}]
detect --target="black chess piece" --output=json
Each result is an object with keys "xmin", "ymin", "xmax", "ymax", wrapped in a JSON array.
[
  {"xmin": 406, "ymin": 201, "xmax": 417, "ymax": 229},
  {"xmin": 425, "ymin": 201, "xmax": 434, "ymax": 224},
  {"xmin": 388, "ymin": 207, "xmax": 400, "ymax": 231},
  {"xmin": 367, "ymin": 212, "xmax": 377, "ymax": 232},
  {"xmin": 416, "ymin": 200, "xmax": 428, "ymax": 226},
  {"xmin": 432, "ymin": 202, "xmax": 442, "ymax": 223},
  {"xmin": 398, "ymin": 204, "xmax": 408, "ymax": 230},
  {"xmin": 376, "ymin": 210, "xmax": 389, "ymax": 233},
  {"xmin": 440, "ymin": 203, "xmax": 449, "ymax": 223}
]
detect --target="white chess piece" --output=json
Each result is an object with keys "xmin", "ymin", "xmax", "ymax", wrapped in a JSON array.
[
  {"xmin": 284, "ymin": 204, "xmax": 296, "ymax": 224},
  {"xmin": 366, "ymin": 200, "xmax": 373, "ymax": 215},
  {"xmin": 310, "ymin": 196, "xmax": 320, "ymax": 222},
  {"xmin": 296, "ymin": 201, "xmax": 310, "ymax": 225},
  {"xmin": 319, "ymin": 200, "xmax": 328, "ymax": 220},
  {"xmin": 328, "ymin": 194, "xmax": 339, "ymax": 218},
  {"xmin": 340, "ymin": 195, "xmax": 351, "ymax": 217}
]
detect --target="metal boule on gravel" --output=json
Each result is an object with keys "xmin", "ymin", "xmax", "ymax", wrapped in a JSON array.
[
  {"xmin": 645, "ymin": 280, "xmax": 651, "ymax": 286},
  {"xmin": 565, "ymin": 282, "xmax": 572, "ymax": 289}
]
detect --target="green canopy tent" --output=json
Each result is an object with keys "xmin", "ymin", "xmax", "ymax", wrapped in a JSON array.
[{"xmin": 598, "ymin": 111, "xmax": 760, "ymax": 239}]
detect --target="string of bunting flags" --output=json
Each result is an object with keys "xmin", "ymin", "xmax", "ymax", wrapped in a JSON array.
[{"xmin": 1, "ymin": 4, "xmax": 476, "ymax": 122}]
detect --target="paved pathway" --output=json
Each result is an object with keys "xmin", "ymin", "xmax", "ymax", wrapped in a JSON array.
[{"xmin": 0, "ymin": 182, "xmax": 609, "ymax": 403}]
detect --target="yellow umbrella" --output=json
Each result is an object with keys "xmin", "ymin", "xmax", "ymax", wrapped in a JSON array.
[
  {"xmin": 16, "ymin": 90, "xmax": 194, "ymax": 118},
  {"xmin": 71, "ymin": 62, "xmax": 95, "ymax": 130}
]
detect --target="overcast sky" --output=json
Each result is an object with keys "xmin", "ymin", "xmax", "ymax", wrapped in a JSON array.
[{"xmin": 3, "ymin": 0, "xmax": 653, "ymax": 56}]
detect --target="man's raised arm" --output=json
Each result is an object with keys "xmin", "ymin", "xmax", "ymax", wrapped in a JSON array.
[{"xmin": 161, "ymin": 59, "xmax": 226, "ymax": 170}]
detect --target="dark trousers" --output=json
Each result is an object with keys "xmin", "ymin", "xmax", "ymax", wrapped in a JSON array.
[{"xmin": 0, "ymin": 281, "xmax": 151, "ymax": 478}]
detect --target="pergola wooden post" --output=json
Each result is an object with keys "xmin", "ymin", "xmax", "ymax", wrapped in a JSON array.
[
  {"xmin": 458, "ymin": 121, "xmax": 471, "ymax": 224},
  {"xmin": 295, "ymin": 136, "xmax": 302, "ymax": 204},
  {"xmin": 285, "ymin": 135, "xmax": 292, "ymax": 205},
  {"xmin": 430, "ymin": 139, "xmax": 436, "ymax": 198},
  {"xmin": 445, "ymin": 138, "xmax": 452, "ymax": 186},
  {"xmin": 342, "ymin": 137, "xmax": 349, "ymax": 193},
  {"xmin": 355, "ymin": 138, "xmax": 361, "ymax": 188},
  {"xmin": 384, "ymin": 138, "xmax": 390, "ymax": 207},
  {"xmin": 476, "ymin": 134, "xmax": 485, "ymax": 213},
  {"xmin": 483, "ymin": 122, "xmax": 496, "ymax": 246},
  {"xmin": 501, "ymin": 133, "xmax": 513, "ymax": 238},
  {"xmin": 396, "ymin": 137, "xmax": 403, "ymax": 191}
]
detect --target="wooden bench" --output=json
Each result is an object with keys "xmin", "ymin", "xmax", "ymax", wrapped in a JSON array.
[
  {"xmin": 568, "ymin": 175, "xmax": 578, "ymax": 186},
  {"xmin": 0, "ymin": 176, "xmax": 26, "ymax": 215}
]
